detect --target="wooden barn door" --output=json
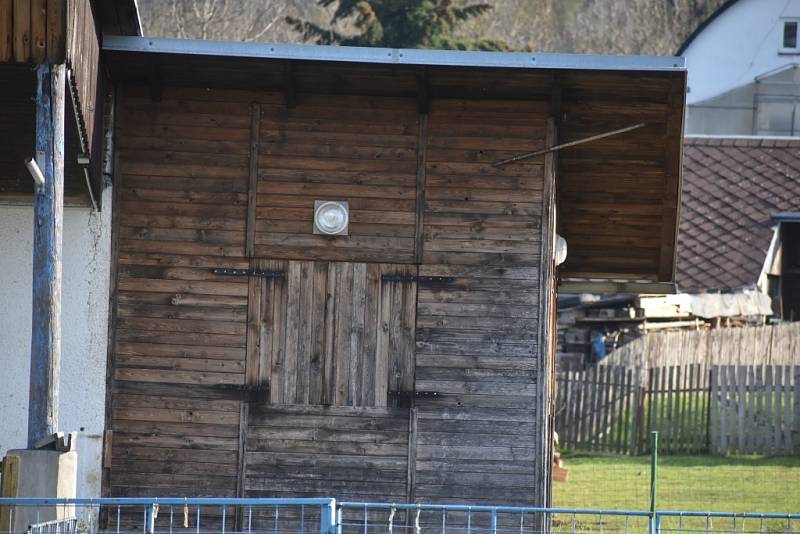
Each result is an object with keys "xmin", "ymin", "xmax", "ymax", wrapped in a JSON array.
[{"xmin": 240, "ymin": 259, "xmax": 417, "ymax": 501}]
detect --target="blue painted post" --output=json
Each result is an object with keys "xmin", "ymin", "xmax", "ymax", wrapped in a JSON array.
[{"xmin": 27, "ymin": 63, "xmax": 65, "ymax": 448}]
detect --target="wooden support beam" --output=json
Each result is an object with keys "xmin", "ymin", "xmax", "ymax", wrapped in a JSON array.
[
  {"xmin": 13, "ymin": 0, "xmax": 31, "ymax": 63},
  {"xmin": 658, "ymin": 78, "xmax": 686, "ymax": 282},
  {"xmin": 283, "ymin": 61, "xmax": 296, "ymax": 109},
  {"xmin": 0, "ymin": 1, "xmax": 12, "ymax": 62},
  {"xmin": 413, "ymin": 114, "xmax": 428, "ymax": 263},
  {"xmin": 534, "ymin": 118, "xmax": 558, "ymax": 514},
  {"xmin": 148, "ymin": 56, "xmax": 162, "ymax": 102},
  {"xmin": 31, "ymin": 0, "xmax": 46, "ymax": 63},
  {"xmin": 492, "ymin": 123, "xmax": 645, "ymax": 167},
  {"xmin": 45, "ymin": 0, "xmax": 65, "ymax": 63},
  {"xmin": 28, "ymin": 63, "xmax": 65, "ymax": 448},
  {"xmin": 245, "ymin": 103, "xmax": 261, "ymax": 257},
  {"xmin": 416, "ymin": 68, "xmax": 429, "ymax": 115}
]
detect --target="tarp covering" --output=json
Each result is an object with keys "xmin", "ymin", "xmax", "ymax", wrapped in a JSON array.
[{"xmin": 688, "ymin": 289, "xmax": 773, "ymax": 318}]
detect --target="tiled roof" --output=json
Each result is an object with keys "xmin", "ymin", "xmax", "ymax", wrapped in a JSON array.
[{"xmin": 677, "ymin": 137, "xmax": 800, "ymax": 293}]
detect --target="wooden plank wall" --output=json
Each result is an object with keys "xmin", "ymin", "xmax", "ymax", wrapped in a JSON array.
[
  {"xmin": 107, "ymin": 85, "xmax": 551, "ymax": 505},
  {"xmin": 65, "ymin": 0, "xmax": 100, "ymax": 157},
  {"xmin": 0, "ymin": 0, "xmax": 65, "ymax": 63},
  {"xmin": 413, "ymin": 98, "xmax": 546, "ymax": 505},
  {"xmin": 245, "ymin": 405, "xmax": 410, "ymax": 501},
  {"xmin": 557, "ymin": 72, "xmax": 681, "ymax": 280},
  {"xmin": 253, "ymin": 95, "xmax": 419, "ymax": 263},
  {"xmin": 107, "ymin": 85, "xmax": 251, "ymax": 497}
]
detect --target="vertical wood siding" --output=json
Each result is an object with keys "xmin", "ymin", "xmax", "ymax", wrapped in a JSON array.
[
  {"xmin": 107, "ymin": 86, "xmax": 550, "ymax": 505},
  {"xmin": 65, "ymin": 0, "xmax": 100, "ymax": 159},
  {"xmin": 0, "ymin": 0, "xmax": 65, "ymax": 64},
  {"xmin": 251, "ymin": 260, "xmax": 416, "ymax": 407}
]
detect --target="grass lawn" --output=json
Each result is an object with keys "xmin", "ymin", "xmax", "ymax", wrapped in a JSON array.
[
  {"xmin": 554, "ymin": 453, "xmax": 800, "ymax": 513},
  {"xmin": 552, "ymin": 454, "xmax": 800, "ymax": 532}
]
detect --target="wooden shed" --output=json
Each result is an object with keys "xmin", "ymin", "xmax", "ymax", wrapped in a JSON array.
[{"xmin": 99, "ymin": 37, "xmax": 686, "ymax": 506}]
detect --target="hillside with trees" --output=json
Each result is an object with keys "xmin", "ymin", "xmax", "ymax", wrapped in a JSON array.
[{"xmin": 138, "ymin": 0, "xmax": 727, "ymax": 56}]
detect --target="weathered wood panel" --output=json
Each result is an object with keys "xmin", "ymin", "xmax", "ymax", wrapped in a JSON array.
[
  {"xmin": 422, "ymin": 99, "xmax": 544, "ymax": 266},
  {"xmin": 65, "ymin": 0, "xmax": 101, "ymax": 177},
  {"xmin": 0, "ymin": 0, "xmax": 65, "ymax": 64},
  {"xmin": 709, "ymin": 365, "xmax": 799, "ymax": 455},
  {"xmin": 412, "ymin": 97, "xmax": 547, "ymax": 506},
  {"xmin": 557, "ymin": 72, "xmax": 684, "ymax": 279},
  {"xmin": 253, "ymin": 260, "xmax": 416, "ymax": 407},
  {"xmin": 108, "ymin": 86, "xmax": 551, "ymax": 506},
  {"xmin": 107, "ymin": 87, "xmax": 252, "ymax": 498},
  {"xmin": 244, "ymin": 405, "xmax": 409, "ymax": 501},
  {"xmin": 558, "ymin": 363, "xmax": 800, "ymax": 456},
  {"xmin": 253, "ymin": 94, "xmax": 419, "ymax": 263},
  {"xmin": 603, "ymin": 322, "xmax": 800, "ymax": 379}
]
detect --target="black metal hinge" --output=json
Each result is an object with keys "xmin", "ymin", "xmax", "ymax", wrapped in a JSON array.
[
  {"xmin": 211, "ymin": 383, "xmax": 270, "ymax": 403},
  {"xmin": 211, "ymin": 268, "xmax": 285, "ymax": 279},
  {"xmin": 381, "ymin": 274, "xmax": 454, "ymax": 284},
  {"xmin": 388, "ymin": 390, "xmax": 440, "ymax": 400}
]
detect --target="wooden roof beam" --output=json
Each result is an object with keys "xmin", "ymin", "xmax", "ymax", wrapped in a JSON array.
[
  {"xmin": 282, "ymin": 61, "xmax": 296, "ymax": 109},
  {"xmin": 416, "ymin": 67, "xmax": 429, "ymax": 115},
  {"xmin": 147, "ymin": 56, "xmax": 162, "ymax": 102}
]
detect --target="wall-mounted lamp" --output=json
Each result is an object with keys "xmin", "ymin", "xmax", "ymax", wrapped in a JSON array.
[
  {"xmin": 25, "ymin": 157, "xmax": 45, "ymax": 194},
  {"xmin": 555, "ymin": 233, "xmax": 568, "ymax": 266},
  {"xmin": 313, "ymin": 200, "xmax": 349, "ymax": 236}
]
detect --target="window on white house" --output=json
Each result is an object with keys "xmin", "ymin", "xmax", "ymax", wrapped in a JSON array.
[{"xmin": 782, "ymin": 20, "xmax": 799, "ymax": 52}]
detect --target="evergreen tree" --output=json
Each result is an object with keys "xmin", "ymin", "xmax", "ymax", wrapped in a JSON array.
[{"xmin": 286, "ymin": 0, "xmax": 510, "ymax": 51}]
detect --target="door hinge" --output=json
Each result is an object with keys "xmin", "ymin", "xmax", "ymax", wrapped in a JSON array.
[
  {"xmin": 211, "ymin": 383, "xmax": 269, "ymax": 403},
  {"xmin": 211, "ymin": 268, "xmax": 285, "ymax": 279},
  {"xmin": 388, "ymin": 390, "xmax": 440, "ymax": 400},
  {"xmin": 381, "ymin": 274, "xmax": 453, "ymax": 284}
]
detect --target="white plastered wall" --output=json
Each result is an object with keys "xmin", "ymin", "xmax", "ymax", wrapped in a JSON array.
[{"xmin": 0, "ymin": 185, "xmax": 112, "ymax": 499}]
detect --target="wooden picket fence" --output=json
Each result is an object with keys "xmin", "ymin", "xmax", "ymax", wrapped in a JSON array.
[
  {"xmin": 555, "ymin": 364, "xmax": 800, "ymax": 455},
  {"xmin": 555, "ymin": 365, "xmax": 643, "ymax": 454},
  {"xmin": 709, "ymin": 365, "xmax": 799, "ymax": 454}
]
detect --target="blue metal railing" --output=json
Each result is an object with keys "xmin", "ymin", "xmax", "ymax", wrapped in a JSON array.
[
  {"xmin": 0, "ymin": 498, "xmax": 798, "ymax": 534},
  {"xmin": 26, "ymin": 517, "xmax": 77, "ymax": 534}
]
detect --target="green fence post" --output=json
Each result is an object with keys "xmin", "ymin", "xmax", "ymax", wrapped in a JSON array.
[{"xmin": 649, "ymin": 431, "xmax": 659, "ymax": 534}]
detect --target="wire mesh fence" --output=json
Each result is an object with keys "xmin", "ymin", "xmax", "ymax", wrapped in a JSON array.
[
  {"xmin": 0, "ymin": 499, "xmax": 798, "ymax": 534},
  {"xmin": 337, "ymin": 503, "xmax": 651, "ymax": 534},
  {"xmin": 0, "ymin": 498, "xmax": 335, "ymax": 534},
  {"xmin": 27, "ymin": 518, "xmax": 78, "ymax": 534}
]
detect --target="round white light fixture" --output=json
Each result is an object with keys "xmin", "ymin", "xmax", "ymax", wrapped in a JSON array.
[
  {"xmin": 314, "ymin": 200, "xmax": 349, "ymax": 235},
  {"xmin": 555, "ymin": 233, "xmax": 568, "ymax": 266}
]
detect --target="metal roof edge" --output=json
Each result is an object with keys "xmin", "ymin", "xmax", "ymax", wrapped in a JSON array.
[
  {"xmin": 685, "ymin": 134, "xmax": 800, "ymax": 141},
  {"xmin": 103, "ymin": 36, "xmax": 686, "ymax": 72},
  {"xmin": 772, "ymin": 211, "xmax": 800, "ymax": 222}
]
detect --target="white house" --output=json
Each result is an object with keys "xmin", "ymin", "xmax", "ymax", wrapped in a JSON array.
[{"xmin": 681, "ymin": 0, "xmax": 800, "ymax": 136}]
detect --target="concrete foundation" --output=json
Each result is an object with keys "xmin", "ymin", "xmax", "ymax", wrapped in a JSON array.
[{"xmin": 0, "ymin": 449, "xmax": 77, "ymax": 531}]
